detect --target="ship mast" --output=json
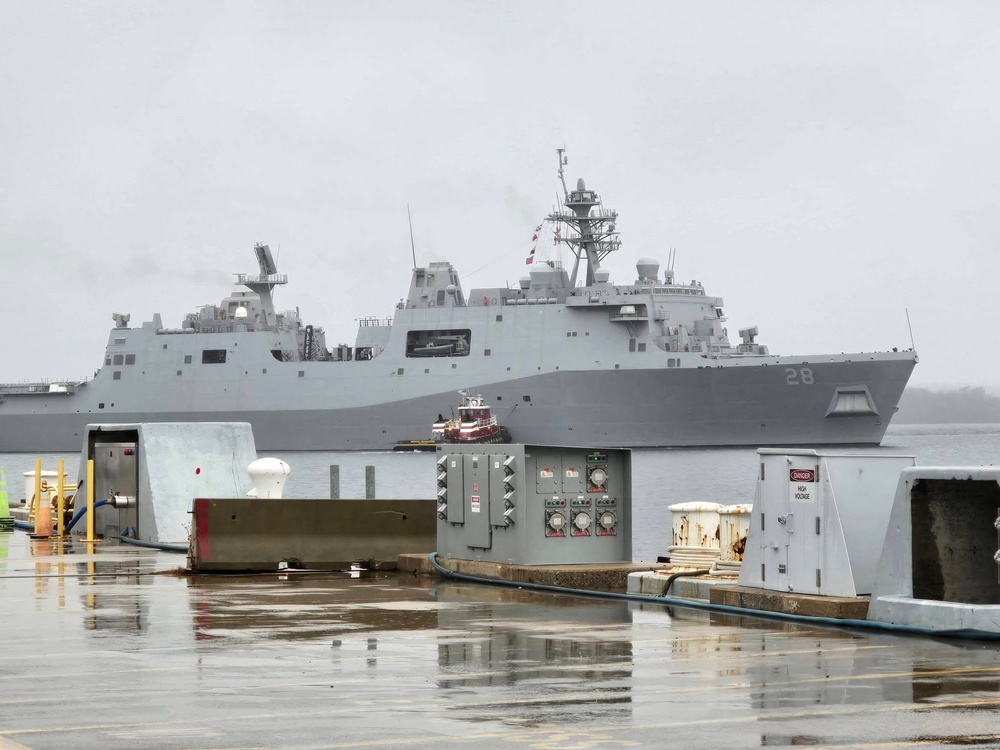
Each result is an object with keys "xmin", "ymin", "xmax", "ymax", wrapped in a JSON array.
[
  {"xmin": 548, "ymin": 148, "xmax": 621, "ymax": 287},
  {"xmin": 237, "ymin": 243, "xmax": 288, "ymax": 328}
]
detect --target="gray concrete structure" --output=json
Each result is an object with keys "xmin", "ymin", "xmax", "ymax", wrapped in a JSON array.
[
  {"xmin": 77, "ymin": 422, "xmax": 257, "ymax": 544},
  {"xmin": 190, "ymin": 497, "xmax": 436, "ymax": 571},
  {"xmin": 868, "ymin": 466, "xmax": 1000, "ymax": 633}
]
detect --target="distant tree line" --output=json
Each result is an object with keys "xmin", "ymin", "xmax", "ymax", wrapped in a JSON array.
[{"xmin": 894, "ymin": 386, "xmax": 1000, "ymax": 424}]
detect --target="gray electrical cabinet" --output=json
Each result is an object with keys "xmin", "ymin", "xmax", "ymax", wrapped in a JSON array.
[
  {"xmin": 435, "ymin": 444, "xmax": 632, "ymax": 565},
  {"xmin": 739, "ymin": 449, "xmax": 915, "ymax": 597}
]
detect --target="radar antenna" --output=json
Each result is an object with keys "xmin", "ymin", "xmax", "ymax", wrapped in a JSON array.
[
  {"xmin": 556, "ymin": 147, "xmax": 569, "ymax": 198},
  {"xmin": 547, "ymin": 148, "xmax": 621, "ymax": 287},
  {"xmin": 407, "ymin": 204, "xmax": 417, "ymax": 269},
  {"xmin": 905, "ymin": 308, "xmax": 916, "ymax": 351}
]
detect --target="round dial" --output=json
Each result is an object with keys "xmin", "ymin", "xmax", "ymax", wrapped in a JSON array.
[
  {"xmin": 574, "ymin": 512, "xmax": 592, "ymax": 530},
  {"xmin": 547, "ymin": 512, "xmax": 565, "ymax": 530},
  {"xmin": 589, "ymin": 467, "xmax": 608, "ymax": 487}
]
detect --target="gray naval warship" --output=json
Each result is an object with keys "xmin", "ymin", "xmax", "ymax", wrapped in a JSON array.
[{"xmin": 0, "ymin": 151, "xmax": 917, "ymax": 452}]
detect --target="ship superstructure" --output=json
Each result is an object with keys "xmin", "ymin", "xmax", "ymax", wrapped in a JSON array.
[{"xmin": 0, "ymin": 151, "xmax": 917, "ymax": 452}]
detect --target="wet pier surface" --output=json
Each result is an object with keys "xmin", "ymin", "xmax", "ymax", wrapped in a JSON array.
[{"xmin": 1, "ymin": 532, "xmax": 999, "ymax": 750}]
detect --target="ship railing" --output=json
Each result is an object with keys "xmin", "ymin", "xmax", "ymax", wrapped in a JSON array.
[
  {"xmin": 645, "ymin": 285, "xmax": 706, "ymax": 296},
  {"xmin": 550, "ymin": 208, "xmax": 618, "ymax": 221},
  {"xmin": 356, "ymin": 316, "xmax": 393, "ymax": 328},
  {"xmin": 236, "ymin": 273, "xmax": 288, "ymax": 285},
  {"xmin": 0, "ymin": 378, "xmax": 87, "ymax": 394}
]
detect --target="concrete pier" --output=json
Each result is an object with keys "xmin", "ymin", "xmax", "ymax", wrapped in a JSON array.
[{"xmin": 1, "ymin": 531, "xmax": 999, "ymax": 749}]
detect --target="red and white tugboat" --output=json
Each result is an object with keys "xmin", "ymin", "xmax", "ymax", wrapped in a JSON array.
[{"xmin": 432, "ymin": 391, "xmax": 511, "ymax": 445}]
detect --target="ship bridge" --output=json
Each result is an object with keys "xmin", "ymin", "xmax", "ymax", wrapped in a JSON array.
[{"xmin": 404, "ymin": 262, "xmax": 465, "ymax": 309}]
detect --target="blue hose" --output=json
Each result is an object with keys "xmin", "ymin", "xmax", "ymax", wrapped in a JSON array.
[
  {"xmin": 65, "ymin": 499, "xmax": 109, "ymax": 532},
  {"xmin": 13, "ymin": 501, "xmax": 185, "ymax": 553},
  {"xmin": 10, "ymin": 499, "xmax": 108, "ymax": 534},
  {"xmin": 117, "ymin": 534, "xmax": 187, "ymax": 554},
  {"xmin": 427, "ymin": 553, "xmax": 1000, "ymax": 642}
]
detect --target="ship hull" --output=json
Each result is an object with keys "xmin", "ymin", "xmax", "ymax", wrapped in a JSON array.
[{"xmin": 0, "ymin": 356, "xmax": 915, "ymax": 452}]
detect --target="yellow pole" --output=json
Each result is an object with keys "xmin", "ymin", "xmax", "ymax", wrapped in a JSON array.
[
  {"xmin": 33, "ymin": 459, "xmax": 42, "ymax": 523},
  {"xmin": 86, "ymin": 459, "xmax": 95, "ymax": 543},
  {"xmin": 57, "ymin": 459, "xmax": 65, "ymax": 538}
]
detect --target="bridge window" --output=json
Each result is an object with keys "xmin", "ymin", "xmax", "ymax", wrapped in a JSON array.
[{"xmin": 202, "ymin": 349, "xmax": 227, "ymax": 364}]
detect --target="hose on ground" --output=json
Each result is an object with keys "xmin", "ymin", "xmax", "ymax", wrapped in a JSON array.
[
  {"xmin": 427, "ymin": 552, "xmax": 1000, "ymax": 642},
  {"xmin": 117, "ymin": 533, "xmax": 187, "ymax": 554},
  {"xmin": 65, "ymin": 499, "xmax": 109, "ymax": 532}
]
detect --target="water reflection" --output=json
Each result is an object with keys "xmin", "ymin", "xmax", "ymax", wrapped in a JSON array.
[
  {"xmin": 67, "ymin": 543, "xmax": 150, "ymax": 632},
  {"xmin": 184, "ymin": 572, "xmax": 440, "ymax": 641},
  {"xmin": 706, "ymin": 612, "xmax": 1000, "ymax": 710},
  {"xmin": 432, "ymin": 582, "xmax": 634, "ymax": 724}
]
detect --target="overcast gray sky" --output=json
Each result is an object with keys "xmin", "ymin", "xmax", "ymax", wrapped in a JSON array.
[{"xmin": 2, "ymin": 1, "xmax": 997, "ymax": 389}]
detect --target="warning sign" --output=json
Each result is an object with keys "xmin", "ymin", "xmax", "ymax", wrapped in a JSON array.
[
  {"xmin": 539, "ymin": 468, "xmax": 554, "ymax": 479},
  {"xmin": 471, "ymin": 495, "xmax": 481, "ymax": 513},
  {"xmin": 565, "ymin": 468, "xmax": 579, "ymax": 478},
  {"xmin": 789, "ymin": 467, "xmax": 816, "ymax": 504}
]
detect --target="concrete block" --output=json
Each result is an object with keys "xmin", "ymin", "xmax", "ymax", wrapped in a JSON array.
[{"xmin": 710, "ymin": 584, "xmax": 869, "ymax": 619}]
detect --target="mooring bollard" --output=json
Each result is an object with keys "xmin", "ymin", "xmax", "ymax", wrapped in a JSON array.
[
  {"xmin": 329, "ymin": 465, "xmax": 340, "ymax": 499},
  {"xmin": 365, "ymin": 466, "xmax": 375, "ymax": 499}
]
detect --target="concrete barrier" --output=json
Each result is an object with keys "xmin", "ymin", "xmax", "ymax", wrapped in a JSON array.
[{"xmin": 190, "ymin": 497, "xmax": 436, "ymax": 572}]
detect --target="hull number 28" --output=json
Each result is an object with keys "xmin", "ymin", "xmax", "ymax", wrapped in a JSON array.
[{"xmin": 785, "ymin": 367, "xmax": 814, "ymax": 385}]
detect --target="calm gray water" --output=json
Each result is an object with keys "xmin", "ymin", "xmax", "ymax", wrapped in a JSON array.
[{"xmin": 4, "ymin": 423, "xmax": 998, "ymax": 562}]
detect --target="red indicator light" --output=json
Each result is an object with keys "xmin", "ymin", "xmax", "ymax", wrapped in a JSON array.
[{"xmin": 123, "ymin": 449, "xmax": 134, "ymax": 456}]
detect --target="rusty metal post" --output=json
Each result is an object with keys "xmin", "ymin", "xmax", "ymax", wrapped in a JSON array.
[
  {"xmin": 365, "ymin": 465, "xmax": 375, "ymax": 499},
  {"xmin": 329, "ymin": 465, "xmax": 340, "ymax": 499}
]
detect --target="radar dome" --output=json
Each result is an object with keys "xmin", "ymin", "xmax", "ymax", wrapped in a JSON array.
[
  {"xmin": 529, "ymin": 264, "xmax": 554, "ymax": 282},
  {"xmin": 594, "ymin": 268, "xmax": 611, "ymax": 283},
  {"xmin": 519, "ymin": 276, "xmax": 531, "ymax": 289},
  {"xmin": 636, "ymin": 258, "xmax": 660, "ymax": 283},
  {"xmin": 446, "ymin": 284, "xmax": 458, "ymax": 295},
  {"xmin": 234, "ymin": 306, "xmax": 248, "ymax": 319}
]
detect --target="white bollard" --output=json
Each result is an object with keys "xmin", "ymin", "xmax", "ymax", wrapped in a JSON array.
[{"xmin": 246, "ymin": 458, "xmax": 291, "ymax": 499}]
